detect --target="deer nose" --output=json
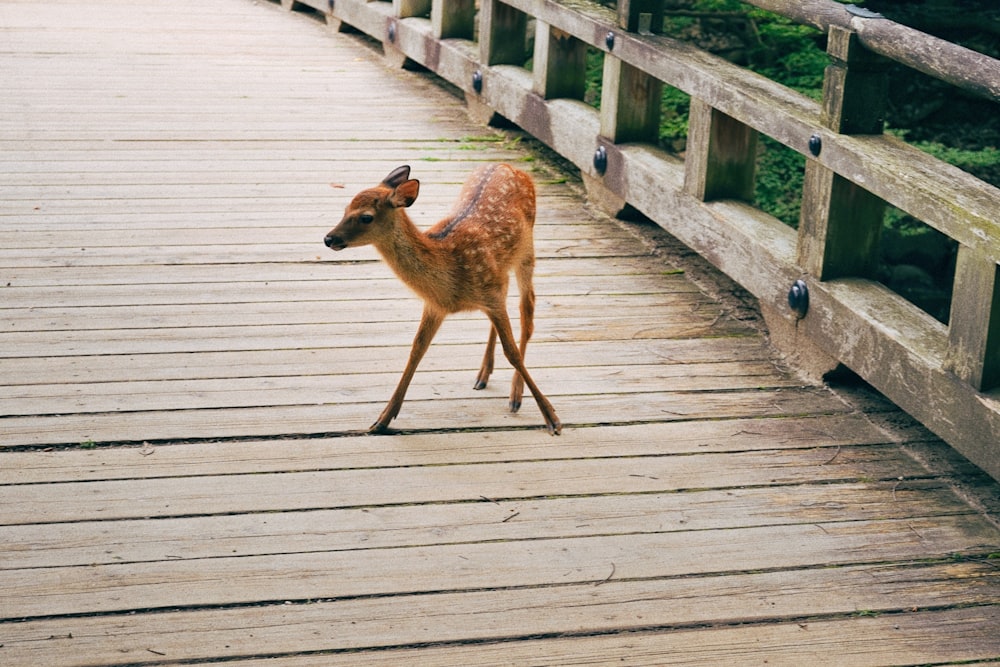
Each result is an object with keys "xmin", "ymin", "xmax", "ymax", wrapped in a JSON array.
[{"xmin": 325, "ymin": 234, "xmax": 346, "ymax": 251}]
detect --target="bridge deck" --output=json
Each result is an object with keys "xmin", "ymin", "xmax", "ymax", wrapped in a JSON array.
[{"xmin": 2, "ymin": 0, "xmax": 999, "ymax": 664}]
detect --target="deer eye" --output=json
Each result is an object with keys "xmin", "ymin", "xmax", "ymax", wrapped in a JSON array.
[{"xmin": 359, "ymin": 213, "xmax": 374, "ymax": 224}]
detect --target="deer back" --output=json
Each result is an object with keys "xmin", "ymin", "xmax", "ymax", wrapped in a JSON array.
[{"xmin": 427, "ymin": 164, "xmax": 535, "ymax": 244}]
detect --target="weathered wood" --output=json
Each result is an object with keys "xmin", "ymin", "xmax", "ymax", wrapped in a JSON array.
[
  {"xmin": 2, "ymin": 2, "xmax": 999, "ymax": 666},
  {"xmin": 3, "ymin": 565, "xmax": 997, "ymax": 666},
  {"xmin": 617, "ymin": 0, "xmax": 664, "ymax": 34},
  {"xmin": 798, "ymin": 24, "xmax": 886, "ymax": 280},
  {"xmin": 490, "ymin": 0, "xmax": 1000, "ymax": 261},
  {"xmin": 3, "ymin": 361, "xmax": 796, "ymax": 417},
  {"xmin": 5, "ymin": 515, "xmax": 998, "ymax": 619},
  {"xmin": 0, "ymin": 413, "xmax": 908, "ymax": 486},
  {"xmin": 0, "ymin": 386, "xmax": 849, "ymax": 447},
  {"xmin": 797, "ymin": 162, "xmax": 885, "ymax": 280},
  {"xmin": 599, "ymin": 55, "xmax": 662, "ymax": 144},
  {"xmin": 159, "ymin": 607, "xmax": 999, "ymax": 667},
  {"xmin": 822, "ymin": 26, "xmax": 888, "ymax": 134},
  {"xmin": 2, "ymin": 441, "xmax": 925, "ymax": 523},
  {"xmin": 850, "ymin": 13, "xmax": 1000, "ymax": 101},
  {"xmin": 684, "ymin": 97, "xmax": 758, "ymax": 202},
  {"xmin": 431, "ymin": 0, "xmax": 475, "ymax": 39},
  {"xmin": 480, "ymin": 0, "xmax": 528, "ymax": 66},
  {"xmin": 944, "ymin": 245, "xmax": 1000, "ymax": 391},
  {"xmin": 1, "ymin": 338, "xmax": 770, "ymax": 392},
  {"xmin": 2, "ymin": 481, "xmax": 967, "ymax": 570},
  {"xmin": 576, "ymin": 137, "xmax": 1000, "ymax": 481},
  {"xmin": 746, "ymin": 0, "xmax": 1000, "ymax": 102},
  {"xmin": 393, "ymin": 0, "xmax": 430, "ymax": 19},
  {"xmin": 533, "ymin": 22, "xmax": 587, "ymax": 101}
]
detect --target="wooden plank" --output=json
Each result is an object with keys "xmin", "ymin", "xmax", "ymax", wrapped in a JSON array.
[
  {"xmin": 1, "ymin": 564, "xmax": 997, "ymax": 666},
  {"xmin": 0, "ymin": 236, "xmax": 653, "ymax": 266},
  {"xmin": 0, "ymin": 337, "xmax": 772, "ymax": 386},
  {"xmin": 127, "ymin": 606, "xmax": 997, "ymax": 667},
  {"xmin": 0, "ymin": 385, "xmax": 851, "ymax": 447},
  {"xmin": 3, "ymin": 516, "xmax": 997, "ymax": 619},
  {"xmin": 0, "ymin": 292, "xmax": 717, "ymax": 331},
  {"xmin": 0, "ymin": 412, "xmax": 886, "ymax": 484},
  {"xmin": 1, "ymin": 480, "xmax": 967, "ymax": 569},
  {"xmin": 0, "ymin": 271, "xmax": 701, "ymax": 307},
  {"xmin": 0, "ymin": 443, "xmax": 928, "ymax": 525},
  {"xmin": 2, "ymin": 3, "xmax": 998, "ymax": 666},
  {"xmin": 0, "ymin": 314, "xmax": 754, "ymax": 359},
  {"xmin": 1, "ymin": 361, "xmax": 796, "ymax": 416}
]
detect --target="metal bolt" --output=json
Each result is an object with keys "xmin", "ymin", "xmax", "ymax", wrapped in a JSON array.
[
  {"xmin": 605, "ymin": 31, "xmax": 615, "ymax": 51},
  {"xmin": 387, "ymin": 22, "xmax": 396, "ymax": 43},
  {"xmin": 808, "ymin": 134, "xmax": 822, "ymax": 157},
  {"xmin": 593, "ymin": 145, "xmax": 608, "ymax": 175},
  {"xmin": 788, "ymin": 279, "xmax": 809, "ymax": 318},
  {"xmin": 472, "ymin": 69, "xmax": 483, "ymax": 94}
]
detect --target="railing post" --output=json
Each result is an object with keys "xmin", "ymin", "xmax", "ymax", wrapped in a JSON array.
[
  {"xmin": 599, "ymin": 1, "xmax": 664, "ymax": 144},
  {"xmin": 797, "ymin": 25, "xmax": 888, "ymax": 280},
  {"xmin": 617, "ymin": 0, "xmax": 665, "ymax": 34},
  {"xmin": 583, "ymin": 0, "xmax": 664, "ymax": 216},
  {"xmin": 480, "ymin": 0, "xmax": 528, "ymax": 66},
  {"xmin": 431, "ymin": 0, "xmax": 474, "ymax": 40},
  {"xmin": 683, "ymin": 97, "xmax": 757, "ymax": 202},
  {"xmin": 393, "ymin": 0, "xmax": 430, "ymax": 18},
  {"xmin": 532, "ymin": 23, "xmax": 586, "ymax": 101},
  {"xmin": 945, "ymin": 247, "xmax": 1000, "ymax": 391}
]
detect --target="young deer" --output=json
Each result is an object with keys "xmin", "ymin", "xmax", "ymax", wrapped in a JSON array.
[{"xmin": 324, "ymin": 164, "xmax": 561, "ymax": 435}]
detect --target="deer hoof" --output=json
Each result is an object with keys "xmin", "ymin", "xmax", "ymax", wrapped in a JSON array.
[
  {"xmin": 368, "ymin": 421, "xmax": 391, "ymax": 435},
  {"xmin": 509, "ymin": 398, "xmax": 522, "ymax": 413},
  {"xmin": 474, "ymin": 380, "xmax": 487, "ymax": 390}
]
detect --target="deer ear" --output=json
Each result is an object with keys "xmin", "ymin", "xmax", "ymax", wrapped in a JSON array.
[
  {"xmin": 382, "ymin": 165, "xmax": 411, "ymax": 189},
  {"xmin": 390, "ymin": 179, "xmax": 419, "ymax": 208}
]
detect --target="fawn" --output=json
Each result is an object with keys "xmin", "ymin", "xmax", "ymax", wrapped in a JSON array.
[{"xmin": 324, "ymin": 164, "xmax": 562, "ymax": 435}]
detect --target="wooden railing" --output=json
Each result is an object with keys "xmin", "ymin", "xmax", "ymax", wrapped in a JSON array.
[{"xmin": 287, "ymin": 0, "xmax": 1000, "ymax": 481}]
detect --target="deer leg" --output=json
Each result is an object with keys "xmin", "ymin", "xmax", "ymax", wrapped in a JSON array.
[
  {"xmin": 370, "ymin": 305, "xmax": 445, "ymax": 434},
  {"xmin": 474, "ymin": 325, "xmax": 497, "ymax": 390},
  {"xmin": 486, "ymin": 307, "xmax": 561, "ymax": 435},
  {"xmin": 509, "ymin": 257, "xmax": 535, "ymax": 412}
]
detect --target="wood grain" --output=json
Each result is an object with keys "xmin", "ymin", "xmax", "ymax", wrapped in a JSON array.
[{"xmin": 1, "ymin": 0, "xmax": 997, "ymax": 665}]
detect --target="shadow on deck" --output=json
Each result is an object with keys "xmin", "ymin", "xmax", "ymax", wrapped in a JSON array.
[{"xmin": 0, "ymin": 0, "xmax": 998, "ymax": 664}]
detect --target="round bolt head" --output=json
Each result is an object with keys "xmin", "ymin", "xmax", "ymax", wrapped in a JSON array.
[
  {"xmin": 593, "ymin": 145, "xmax": 608, "ymax": 175},
  {"xmin": 788, "ymin": 279, "xmax": 809, "ymax": 318},
  {"xmin": 808, "ymin": 134, "xmax": 822, "ymax": 157}
]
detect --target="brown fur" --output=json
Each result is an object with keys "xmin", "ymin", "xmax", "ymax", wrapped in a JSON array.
[{"xmin": 324, "ymin": 164, "xmax": 561, "ymax": 435}]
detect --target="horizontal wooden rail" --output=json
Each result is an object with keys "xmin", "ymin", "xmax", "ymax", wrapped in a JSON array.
[
  {"xmin": 747, "ymin": 0, "xmax": 1000, "ymax": 101},
  {"xmin": 295, "ymin": 0, "xmax": 1000, "ymax": 481}
]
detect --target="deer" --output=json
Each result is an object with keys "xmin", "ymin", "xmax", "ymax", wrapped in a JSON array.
[{"xmin": 324, "ymin": 164, "xmax": 562, "ymax": 435}]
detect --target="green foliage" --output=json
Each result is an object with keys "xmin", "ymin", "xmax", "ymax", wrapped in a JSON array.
[
  {"xmin": 584, "ymin": 47, "xmax": 603, "ymax": 108},
  {"xmin": 659, "ymin": 86, "xmax": 691, "ymax": 149},
  {"xmin": 754, "ymin": 137, "xmax": 806, "ymax": 227}
]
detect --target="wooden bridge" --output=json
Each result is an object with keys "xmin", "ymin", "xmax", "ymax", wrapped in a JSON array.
[{"xmin": 2, "ymin": 0, "xmax": 999, "ymax": 664}]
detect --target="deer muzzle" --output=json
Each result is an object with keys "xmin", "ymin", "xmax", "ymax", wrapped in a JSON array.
[{"xmin": 324, "ymin": 233, "xmax": 347, "ymax": 251}]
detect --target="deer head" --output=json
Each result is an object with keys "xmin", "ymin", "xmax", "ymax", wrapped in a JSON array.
[{"xmin": 324, "ymin": 165, "xmax": 420, "ymax": 251}]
